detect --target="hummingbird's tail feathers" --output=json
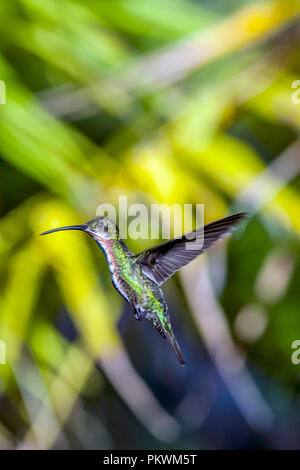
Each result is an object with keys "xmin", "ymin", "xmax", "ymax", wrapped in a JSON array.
[
  {"xmin": 165, "ymin": 330, "xmax": 186, "ymax": 365},
  {"xmin": 146, "ymin": 313, "xmax": 186, "ymax": 365}
]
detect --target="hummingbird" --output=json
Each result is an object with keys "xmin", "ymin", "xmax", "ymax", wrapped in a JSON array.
[{"xmin": 41, "ymin": 212, "xmax": 246, "ymax": 365}]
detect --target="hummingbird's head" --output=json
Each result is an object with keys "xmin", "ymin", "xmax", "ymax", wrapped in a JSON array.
[
  {"xmin": 85, "ymin": 217, "xmax": 119, "ymax": 240},
  {"xmin": 40, "ymin": 216, "xmax": 119, "ymax": 241}
]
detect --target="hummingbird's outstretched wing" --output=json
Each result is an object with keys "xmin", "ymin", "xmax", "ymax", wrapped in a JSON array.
[
  {"xmin": 146, "ymin": 312, "xmax": 185, "ymax": 365},
  {"xmin": 134, "ymin": 213, "xmax": 247, "ymax": 286}
]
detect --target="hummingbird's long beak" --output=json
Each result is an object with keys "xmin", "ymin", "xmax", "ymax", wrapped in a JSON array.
[{"xmin": 40, "ymin": 225, "xmax": 87, "ymax": 236}]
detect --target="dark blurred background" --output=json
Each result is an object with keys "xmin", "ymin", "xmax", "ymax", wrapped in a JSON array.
[{"xmin": 1, "ymin": 0, "xmax": 300, "ymax": 450}]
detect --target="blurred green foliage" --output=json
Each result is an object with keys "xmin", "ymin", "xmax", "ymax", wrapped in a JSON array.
[{"xmin": 1, "ymin": 0, "xmax": 300, "ymax": 449}]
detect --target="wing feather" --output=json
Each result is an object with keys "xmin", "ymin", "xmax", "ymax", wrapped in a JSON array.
[{"xmin": 135, "ymin": 213, "xmax": 247, "ymax": 285}]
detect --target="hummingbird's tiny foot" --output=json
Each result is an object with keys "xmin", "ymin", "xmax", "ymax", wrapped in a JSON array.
[{"xmin": 134, "ymin": 309, "xmax": 144, "ymax": 321}]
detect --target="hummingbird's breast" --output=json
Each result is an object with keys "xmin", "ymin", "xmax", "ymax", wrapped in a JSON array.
[{"xmin": 95, "ymin": 237, "xmax": 166, "ymax": 313}]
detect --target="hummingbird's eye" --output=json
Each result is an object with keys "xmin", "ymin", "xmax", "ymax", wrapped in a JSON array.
[{"xmin": 103, "ymin": 224, "xmax": 108, "ymax": 232}]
